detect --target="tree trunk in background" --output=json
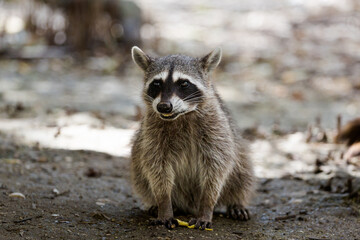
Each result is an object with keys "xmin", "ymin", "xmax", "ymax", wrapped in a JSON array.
[
  {"xmin": 27, "ymin": 0, "xmax": 142, "ymax": 53},
  {"xmin": 64, "ymin": 1, "xmax": 101, "ymax": 51}
]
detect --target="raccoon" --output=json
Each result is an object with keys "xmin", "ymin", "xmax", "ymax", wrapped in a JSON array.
[{"xmin": 130, "ymin": 46, "xmax": 255, "ymax": 230}]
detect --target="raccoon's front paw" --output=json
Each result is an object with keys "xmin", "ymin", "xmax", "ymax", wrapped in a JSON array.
[
  {"xmin": 150, "ymin": 217, "xmax": 178, "ymax": 230},
  {"xmin": 227, "ymin": 205, "xmax": 251, "ymax": 221},
  {"xmin": 188, "ymin": 218, "xmax": 212, "ymax": 230}
]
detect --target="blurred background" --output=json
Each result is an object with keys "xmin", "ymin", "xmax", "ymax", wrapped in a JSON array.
[
  {"xmin": 1, "ymin": 2, "xmax": 360, "ymax": 238},
  {"xmin": 0, "ymin": 0, "xmax": 360, "ymax": 156}
]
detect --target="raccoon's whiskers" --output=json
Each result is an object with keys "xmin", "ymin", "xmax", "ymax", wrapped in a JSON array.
[
  {"xmin": 144, "ymin": 95, "xmax": 154, "ymax": 102},
  {"xmin": 184, "ymin": 97, "xmax": 203, "ymax": 103},
  {"xmin": 186, "ymin": 97, "xmax": 204, "ymax": 103},
  {"xmin": 183, "ymin": 91, "xmax": 202, "ymax": 101}
]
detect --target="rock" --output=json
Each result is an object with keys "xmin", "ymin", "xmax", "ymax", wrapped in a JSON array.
[{"xmin": 9, "ymin": 192, "xmax": 26, "ymax": 199}]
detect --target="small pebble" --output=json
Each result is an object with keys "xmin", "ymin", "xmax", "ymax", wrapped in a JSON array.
[
  {"xmin": 53, "ymin": 188, "xmax": 60, "ymax": 195},
  {"xmin": 299, "ymin": 209, "xmax": 307, "ymax": 215},
  {"xmin": 96, "ymin": 202, "xmax": 106, "ymax": 206},
  {"xmin": 9, "ymin": 192, "xmax": 26, "ymax": 199}
]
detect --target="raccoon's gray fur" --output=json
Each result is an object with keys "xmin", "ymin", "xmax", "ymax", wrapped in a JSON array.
[{"xmin": 130, "ymin": 46, "xmax": 255, "ymax": 230}]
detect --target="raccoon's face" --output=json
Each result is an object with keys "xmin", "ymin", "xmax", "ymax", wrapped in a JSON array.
[
  {"xmin": 132, "ymin": 47, "xmax": 221, "ymax": 121},
  {"xmin": 145, "ymin": 69, "xmax": 204, "ymax": 120}
]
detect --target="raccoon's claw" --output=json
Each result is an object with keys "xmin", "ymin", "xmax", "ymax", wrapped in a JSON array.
[
  {"xmin": 188, "ymin": 218, "xmax": 212, "ymax": 230},
  {"xmin": 148, "ymin": 206, "xmax": 158, "ymax": 217},
  {"xmin": 150, "ymin": 217, "xmax": 178, "ymax": 230},
  {"xmin": 227, "ymin": 205, "xmax": 251, "ymax": 221},
  {"xmin": 150, "ymin": 218, "xmax": 163, "ymax": 225},
  {"xmin": 164, "ymin": 218, "xmax": 179, "ymax": 229}
]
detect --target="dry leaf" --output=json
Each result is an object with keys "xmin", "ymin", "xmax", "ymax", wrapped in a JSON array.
[
  {"xmin": 335, "ymin": 118, "xmax": 360, "ymax": 146},
  {"xmin": 344, "ymin": 142, "xmax": 360, "ymax": 160}
]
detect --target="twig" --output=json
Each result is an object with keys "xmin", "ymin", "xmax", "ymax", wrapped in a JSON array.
[
  {"xmin": 13, "ymin": 215, "xmax": 42, "ymax": 224},
  {"xmin": 337, "ymin": 114, "xmax": 342, "ymax": 134},
  {"xmin": 307, "ymin": 237, "xmax": 329, "ymax": 240},
  {"xmin": 275, "ymin": 214, "xmax": 296, "ymax": 221}
]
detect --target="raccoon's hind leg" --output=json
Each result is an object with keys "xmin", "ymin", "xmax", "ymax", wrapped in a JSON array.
[
  {"xmin": 227, "ymin": 204, "xmax": 250, "ymax": 220},
  {"xmin": 219, "ymin": 156, "xmax": 255, "ymax": 221}
]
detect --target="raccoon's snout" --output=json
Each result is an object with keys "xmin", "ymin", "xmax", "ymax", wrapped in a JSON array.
[{"xmin": 157, "ymin": 102, "xmax": 173, "ymax": 114}]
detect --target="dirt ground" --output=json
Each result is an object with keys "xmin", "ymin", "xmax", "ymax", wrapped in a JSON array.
[{"xmin": 0, "ymin": 127, "xmax": 360, "ymax": 240}]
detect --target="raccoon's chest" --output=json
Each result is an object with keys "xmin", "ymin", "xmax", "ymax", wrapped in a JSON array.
[
  {"xmin": 152, "ymin": 118, "xmax": 204, "ymax": 181},
  {"xmin": 174, "ymin": 144, "xmax": 199, "ymax": 177},
  {"xmin": 155, "ymin": 121, "xmax": 204, "ymax": 210},
  {"xmin": 166, "ymin": 125, "xmax": 200, "ymax": 169},
  {"xmin": 169, "ymin": 137, "xmax": 203, "ymax": 211},
  {"xmin": 171, "ymin": 133, "xmax": 202, "ymax": 183}
]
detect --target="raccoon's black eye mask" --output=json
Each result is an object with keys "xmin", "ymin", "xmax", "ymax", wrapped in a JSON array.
[
  {"xmin": 147, "ymin": 79, "xmax": 163, "ymax": 99},
  {"xmin": 147, "ymin": 78, "xmax": 202, "ymax": 102},
  {"xmin": 175, "ymin": 79, "xmax": 202, "ymax": 101}
]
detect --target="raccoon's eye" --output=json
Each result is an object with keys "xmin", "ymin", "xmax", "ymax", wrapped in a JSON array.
[
  {"xmin": 152, "ymin": 80, "xmax": 162, "ymax": 88},
  {"xmin": 180, "ymin": 80, "xmax": 190, "ymax": 89}
]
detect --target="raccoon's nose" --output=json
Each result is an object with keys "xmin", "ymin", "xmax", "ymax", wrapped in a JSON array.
[{"xmin": 157, "ymin": 102, "xmax": 173, "ymax": 113}]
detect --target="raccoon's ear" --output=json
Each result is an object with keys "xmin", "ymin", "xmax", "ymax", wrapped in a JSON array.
[
  {"xmin": 131, "ymin": 46, "xmax": 152, "ymax": 71},
  {"xmin": 201, "ymin": 47, "xmax": 222, "ymax": 73}
]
